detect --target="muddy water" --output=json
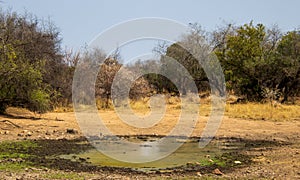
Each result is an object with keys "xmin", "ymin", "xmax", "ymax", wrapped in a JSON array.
[{"xmin": 61, "ymin": 136, "xmax": 244, "ymax": 171}]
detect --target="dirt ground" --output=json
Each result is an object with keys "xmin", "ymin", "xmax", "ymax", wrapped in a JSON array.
[{"xmin": 0, "ymin": 107, "xmax": 299, "ymax": 179}]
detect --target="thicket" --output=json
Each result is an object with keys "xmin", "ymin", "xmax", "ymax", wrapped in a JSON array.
[{"xmin": 1, "ymin": 10, "xmax": 299, "ymax": 113}]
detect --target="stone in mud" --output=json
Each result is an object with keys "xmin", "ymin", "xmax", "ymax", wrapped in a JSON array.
[
  {"xmin": 186, "ymin": 162, "xmax": 194, "ymax": 166},
  {"xmin": 79, "ymin": 157, "xmax": 86, "ymax": 162},
  {"xmin": 213, "ymin": 168, "xmax": 223, "ymax": 175}
]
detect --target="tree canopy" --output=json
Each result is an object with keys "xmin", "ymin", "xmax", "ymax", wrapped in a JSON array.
[
  {"xmin": 1, "ymin": 8, "xmax": 300, "ymax": 114},
  {"xmin": 0, "ymin": 10, "xmax": 74, "ymax": 113}
]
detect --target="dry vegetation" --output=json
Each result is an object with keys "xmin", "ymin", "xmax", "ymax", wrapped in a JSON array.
[
  {"xmin": 90, "ymin": 96, "xmax": 300, "ymax": 122},
  {"xmin": 225, "ymin": 102, "xmax": 300, "ymax": 121}
]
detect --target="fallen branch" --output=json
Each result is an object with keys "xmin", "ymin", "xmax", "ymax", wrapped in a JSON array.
[{"xmin": 0, "ymin": 120, "xmax": 21, "ymax": 128}]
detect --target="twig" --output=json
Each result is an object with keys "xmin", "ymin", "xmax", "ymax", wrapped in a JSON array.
[{"xmin": 0, "ymin": 120, "xmax": 21, "ymax": 128}]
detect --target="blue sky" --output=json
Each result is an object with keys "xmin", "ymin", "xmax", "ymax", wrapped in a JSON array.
[{"xmin": 1, "ymin": 0, "xmax": 300, "ymax": 60}]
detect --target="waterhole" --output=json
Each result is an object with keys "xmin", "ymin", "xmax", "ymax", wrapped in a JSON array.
[{"xmin": 61, "ymin": 136, "xmax": 245, "ymax": 171}]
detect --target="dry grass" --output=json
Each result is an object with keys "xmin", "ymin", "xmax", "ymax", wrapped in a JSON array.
[
  {"xmin": 225, "ymin": 102, "xmax": 300, "ymax": 121},
  {"xmin": 129, "ymin": 100, "xmax": 151, "ymax": 115},
  {"xmin": 53, "ymin": 105, "xmax": 74, "ymax": 113},
  {"xmin": 124, "ymin": 96, "xmax": 300, "ymax": 122},
  {"xmin": 14, "ymin": 96, "xmax": 299, "ymax": 122}
]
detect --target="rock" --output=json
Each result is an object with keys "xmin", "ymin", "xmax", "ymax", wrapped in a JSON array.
[
  {"xmin": 186, "ymin": 162, "xmax": 194, "ymax": 166},
  {"xmin": 22, "ymin": 130, "xmax": 29, "ymax": 133},
  {"xmin": 234, "ymin": 160, "xmax": 242, "ymax": 164},
  {"xmin": 28, "ymin": 167, "xmax": 38, "ymax": 171},
  {"xmin": 195, "ymin": 162, "xmax": 201, "ymax": 165},
  {"xmin": 10, "ymin": 158, "xmax": 18, "ymax": 162},
  {"xmin": 66, "ymin": 128, "xmax": 77, "ymax": 134},
  {"xmin": 213, "ymin": 168, "xmax": 223, "ymax": 175},
  {"xmin": 79, "ymin": 157, "xmax": 86, "ymax": 162},
  {"xmin": 26, "ymin": 131, "xmax": 32, "ymax": 137},
  {"xmin": 43, "ymin": 168, "xmax": 50, "ymax": 172}
]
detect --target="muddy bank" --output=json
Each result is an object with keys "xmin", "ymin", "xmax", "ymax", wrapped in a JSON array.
[
  {"xmin": 0, "ymin": 135, "xmax": 296, "ymax": 178},
  {"xmin": 0, "ymin": 110, "xmax": 299, "ymax": 179}
]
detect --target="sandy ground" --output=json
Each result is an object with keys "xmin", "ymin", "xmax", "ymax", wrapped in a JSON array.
[{"xmin": 0, "ymin": 108, "xmax": 299, "ymax": 179}]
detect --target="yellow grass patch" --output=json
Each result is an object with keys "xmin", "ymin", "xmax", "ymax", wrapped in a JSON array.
[
  {"xmin": 225, "ymin": 103, "xmax": 300, "ymax": 121},
  {"xmin": 16, "ymin": 96, "xmax": 300, "ymax": 122}
]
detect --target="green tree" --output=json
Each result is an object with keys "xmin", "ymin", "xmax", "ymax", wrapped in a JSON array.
[
  {"xmin": 275, "ymin": 31, "xmax": 300, "ymax": 102},
  {"xmin": 158, "ymin": 24, "xmax": 211, "ymax": 95},
  {"xmin": 0, "ymin": 43, "xmax": 49, "ymax": 113},
  {"xmin": 0, "ymin": 10, "xmax": 67, "ymax": 113},
  {"xmin": 165, "ymin": 43, "xmax": 208, "ymax": 93},
  {"xmin": 215, "ymin": 22, "xmax": 270, "ymax": 100}
]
